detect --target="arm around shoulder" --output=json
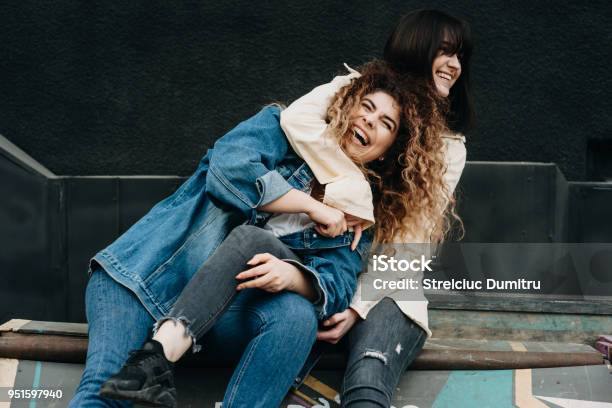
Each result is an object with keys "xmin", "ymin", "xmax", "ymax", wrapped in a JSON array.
[
  {"xmin": 280, "ymin": 69, "xmax": 362, "ymax": 185},
  {"xmin": 280, "ymin": 68, "xmax": 375, "ymax": 223}
]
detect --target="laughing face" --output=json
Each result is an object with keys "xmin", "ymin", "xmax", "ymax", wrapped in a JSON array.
[
  {"xmin": 432, "ymin": 42, "xmax": 462, "ymax": 97},
  {"xmin": 344, "ymin": 91, "xmax": 400, "ymax": 163}
]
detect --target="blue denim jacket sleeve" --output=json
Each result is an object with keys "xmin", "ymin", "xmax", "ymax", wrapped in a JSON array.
[
  {"xmin": 205, "ymin": 106, "xmax": 294, "ymax": 223},
  {"xmin": 283, "ymin": 236, "xmax": 371, "ymax": 320}
]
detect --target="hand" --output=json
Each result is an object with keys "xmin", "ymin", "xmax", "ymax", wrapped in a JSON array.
[
  {"xmin": 308, "ymin": 202, "xmax": 347, "ymax": 238},
  {"xmin": 235, "ymin": 253, "xmax": 300, "ymax": 293},
  {"xmin": 316, "ymin": 308, "xmax": 360, "ymax": 344},
  {"xmin": 344, "ymin": 214, "xmax": 366, "ymax": 251}
]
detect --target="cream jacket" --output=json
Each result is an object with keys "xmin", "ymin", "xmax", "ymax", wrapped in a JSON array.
[{"xmin": 280, "ymin": 67, "xmax": 467, "ymax": 337}]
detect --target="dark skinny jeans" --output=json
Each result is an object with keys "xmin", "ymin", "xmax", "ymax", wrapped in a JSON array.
[
  {"xmin": 341, "ymin": 297, "xmax": 427, "ymax": 408},
  {"xmin": 155, "ymin": 224, "xmax": 319, "ymax": 407},
  {"xmin": 155, "ymin": 224, "xmax": 304, "ymax": 351}
]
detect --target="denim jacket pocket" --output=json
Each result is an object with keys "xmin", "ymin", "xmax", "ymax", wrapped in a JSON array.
[{"xmin": 280, "ymin": 228, "xmax": 353, "ymax": 251}]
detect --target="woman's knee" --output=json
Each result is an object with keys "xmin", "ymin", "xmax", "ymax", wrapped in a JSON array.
[
  {"xmin": 224, "ymin": 225, "xmax": 293, "ymax": 258},
  {"xmin": 265, "ymin": 292, "xmax": 318, "ymax": 339},
  {"xmin": 345, "ymin": 349, "xmax": 390, "ymax": 385}
]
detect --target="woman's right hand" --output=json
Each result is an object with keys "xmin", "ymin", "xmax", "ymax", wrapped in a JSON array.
[
  {"xmin": 317, "ymin": 308, "xmax": 361, "ymax": 344},
  {"xmin": 307, "ymin": 202, "xmax": 347, "ymax": 237}
]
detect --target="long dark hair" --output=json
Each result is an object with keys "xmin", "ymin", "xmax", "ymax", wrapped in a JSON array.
[{"xmin": 384, "ymin": 9, "xmax": 475, "ymax": 134}]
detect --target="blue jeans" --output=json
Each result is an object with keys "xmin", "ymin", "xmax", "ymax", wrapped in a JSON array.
[
  {"xmin": 341, "ymin": 297, "xmax": 426, "ymax": 408},
  {"xmin": 69, "ymin": 267, "xmax": 318, "ymax": 407},
  {"xmin": 156, "ymin": 225, "xmax": 306, "ymax": 352}
]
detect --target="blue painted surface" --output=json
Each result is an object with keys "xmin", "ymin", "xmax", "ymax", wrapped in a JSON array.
[
  {"xmin": 432, "ymin": 370, "xmax": 515, "ymax": 408},
  {"xmin": 29, "ymin": 361, "xmax": 42, "ymax": 408}
]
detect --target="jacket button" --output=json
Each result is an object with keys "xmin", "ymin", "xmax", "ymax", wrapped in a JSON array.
[{"xmin": 312, "ymin": 233, "xmax": 317, "ymax": 237}]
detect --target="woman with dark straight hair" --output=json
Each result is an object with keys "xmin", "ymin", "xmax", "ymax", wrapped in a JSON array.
[
  {"xmin": 384, "ymin": 9, "xmax": 474, "ymax": 134},
  {"xmin": 280, "ymin": 9, "xmax": 475, "ymax": 407}
]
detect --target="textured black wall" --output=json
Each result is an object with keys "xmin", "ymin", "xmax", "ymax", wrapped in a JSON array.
[{"xmin": 1, "ymin": 1, "xmax": 610, "ymax": 180}]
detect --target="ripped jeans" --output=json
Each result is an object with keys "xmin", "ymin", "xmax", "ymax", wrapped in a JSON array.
[
  {"xmin": 156, "ymin": 224, "xmax": 304, "ymax": 350},
  {"xmin": 342, "ymin": 297, "xmax": 426, "ymax": 408},
  {"xmin": 155, "ymin": 224, "xmax": 318, "ymax": 407},
  {"xmin": 71, "ymin": 225, "xmax": 318, "ymax": 408}
]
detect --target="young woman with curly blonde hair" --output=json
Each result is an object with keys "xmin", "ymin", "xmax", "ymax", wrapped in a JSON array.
[{"xmin": 96, "ymin": 60, "xmax": 449, "ymax": 408}]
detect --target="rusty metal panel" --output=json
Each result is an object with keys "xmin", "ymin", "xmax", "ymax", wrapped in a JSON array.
[{"xmin": 0, "ymin": 320, "xmax": 603, "ymax": 370}]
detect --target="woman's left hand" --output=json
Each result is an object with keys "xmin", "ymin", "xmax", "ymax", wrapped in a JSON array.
[
  {"xmin": 316, "ymin": 308, "xmax": 360, "ymax": 344},
  {"xmin": 236, "ymin": 253, "xmax": 300, "ymax": 293}
]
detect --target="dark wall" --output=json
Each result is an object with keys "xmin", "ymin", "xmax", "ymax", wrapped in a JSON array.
[{"xmin": 1, "ymin": 1, "xmax": 610, "ymax": 180}]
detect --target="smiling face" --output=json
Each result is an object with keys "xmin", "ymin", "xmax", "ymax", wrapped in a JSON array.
[
  {"xmin": 344, "ymin": 91, "xmax": 400, "ymax": 163},
  {"xmin": 432, "ymin": 42, "xmax": 462, "ymax": 97}
]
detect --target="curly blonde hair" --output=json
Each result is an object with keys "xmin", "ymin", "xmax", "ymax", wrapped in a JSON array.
[{"xmin": 327, "ymin": 60, "xmax": 461, "ymax": 244}]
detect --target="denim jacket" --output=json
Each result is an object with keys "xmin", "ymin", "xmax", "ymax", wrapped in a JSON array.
[{"xmin": 92, "ymin": 106, "xmax": 370, "ymax": 323}]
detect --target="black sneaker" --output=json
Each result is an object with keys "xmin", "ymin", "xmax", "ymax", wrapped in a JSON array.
[{"xmin": 99, "ymin": 340, "xmax": 177, "ymax": 408}]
